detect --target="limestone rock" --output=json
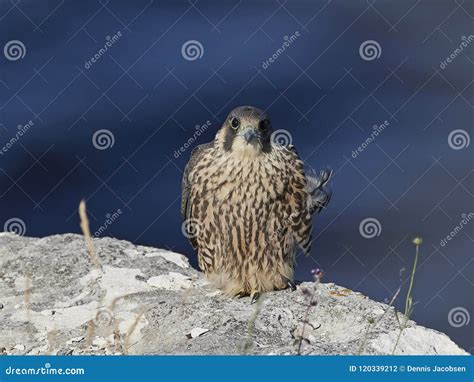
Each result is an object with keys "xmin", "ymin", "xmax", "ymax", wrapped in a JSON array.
[{"xmin": 0, "ymin": 233, "xmax": 468, "ymax": 355}]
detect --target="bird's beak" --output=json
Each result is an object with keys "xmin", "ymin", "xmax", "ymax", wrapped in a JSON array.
[{"xmin": 242, "ymin": 127, "xmax": 257, "ymax": 143}]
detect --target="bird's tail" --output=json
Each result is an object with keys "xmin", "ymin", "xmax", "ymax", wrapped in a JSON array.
[{"xmin": 306, "ymin": 168, "xmax": 332, "ymax": 215}]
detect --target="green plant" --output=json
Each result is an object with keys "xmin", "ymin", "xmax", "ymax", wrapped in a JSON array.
[{"xmin": 392, "ymin": 237, "xmax": 422, "ymax": 354}]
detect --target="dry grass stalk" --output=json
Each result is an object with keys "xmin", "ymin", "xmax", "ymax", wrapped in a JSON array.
[
  {"xmin": 47, "ymin": 330, "xmax": 58, "ymax": 354},
  {"xmin": 123, "ymin": 311, "xmax": 144, "ymax": 354},
  {"xmin": 241, "ymin": 295, "xmax": 265, "ymax": 354},
  {"xmin": 357, "ymin": 286, "xmax": 401, "ymax": 354},
  {"xmin": 84, "ymin": 319, "xmax": 96, "ymax": 349},
  {"xmin": 79, "ymin": 200, "xmax": 102, "ymax": 270},
  {"xmin": 24, "ymin": 275, "xmax": 32, "ymax": 323},
  {"xmin": 113, "ymin": 323, "xmax": 122, "ymax": 354}
]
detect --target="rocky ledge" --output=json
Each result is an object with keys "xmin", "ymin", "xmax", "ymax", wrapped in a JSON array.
[{"xmin": 0, "ymin": 233, "xmax": 468, "ymax": 355}]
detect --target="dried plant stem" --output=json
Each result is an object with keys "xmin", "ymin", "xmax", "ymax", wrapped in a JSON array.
[
  {"xmin": 241, "ymin": 295, "xmax": 265, "ymax": 354},
  {"xmin": 123, "ymin": 311, "xmax": 144, "ymax": 354},
  {"xmin": 297, "ymin": 279, "xmax": 319, "ymax": 355},
  {"xmin": 357, "ymin": 286, "xmax": 401, "ymax": 354},
  {"xmin": 79, "ymin": 200, "xmax": 102, "ymax": 270},
  {"xmin": 24, "ymin": 275, "xmax": 32, "ymax": 323},
  {"xmin": 392, "ymin": 312, "xmax": 404, "ymax": 354},
  {"xmin": 84, "ymin": 319, "xmax": 96, "ymax": 349}
]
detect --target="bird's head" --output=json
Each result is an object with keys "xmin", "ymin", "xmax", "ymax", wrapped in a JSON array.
[{"xmin": 218, "ymin": 106, "xmax": 272, "ymax": 156}]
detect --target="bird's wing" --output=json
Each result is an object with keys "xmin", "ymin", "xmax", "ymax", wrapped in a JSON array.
[
  {"xmin": 305, "ymin": 168, "xmax": 332, "ymax": 215},
  {"xmin": 181, "ymin": 142, "xmax": 213, "ymax": 249},
  {"xmin": 283, "ymin": 145, "xmax": 313, "ymax": 255}
]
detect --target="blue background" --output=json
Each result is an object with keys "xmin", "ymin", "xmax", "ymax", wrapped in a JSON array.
[{"xmin": 0, "ymin": 0, "xmax": 472, "ymax": 352}]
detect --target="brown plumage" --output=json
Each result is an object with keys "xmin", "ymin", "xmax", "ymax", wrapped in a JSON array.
[{"xmin": 181, "ymin": 106, "xmax": 331, "ymax": 300}]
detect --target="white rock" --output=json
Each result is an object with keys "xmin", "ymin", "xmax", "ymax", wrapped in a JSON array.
[
  {"xmin": 14, "ymin": 277, "xmax": 30, "ymax": 292},
  {"xmin": 92, "ymin": 337, "xmax": 108, "ymax": 348},
  {"xmin": 66, "ymin": 336, "xmax": 85, "ymax": 345},
  {"xmin": 123, "ymin": 249, "xmax": 142, "ymax": 258},
  {"xmin": 0, "ymin": 233, "xmax": 468, "ymax": 356},
  {"xmin": 206, "ymin": 291, "xmax": 222, "ymax": 297},
  {"xmin": 187, "ymin": 328, "xmax": 209, "ymax": 338},
  {"xmin": 147, "ymin": 272, "xmax": 192, "ymax": 290},
  {"xmin": 371, "ymin": 326, "xmax": 468, "ymax": 355},
  {"xmin": 145, "ymin": 250, "xmax": 190, "ymax": 269}
]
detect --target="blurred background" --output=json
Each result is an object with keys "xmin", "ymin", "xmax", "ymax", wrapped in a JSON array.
[{"xmin": 0, "ymin": 0, "xmax": 472, "ymax": 351}]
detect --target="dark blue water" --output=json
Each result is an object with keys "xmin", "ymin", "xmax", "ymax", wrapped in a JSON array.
[{"xmin": 1, "ymin": 0, "xmax": 472, "ymax": 352}]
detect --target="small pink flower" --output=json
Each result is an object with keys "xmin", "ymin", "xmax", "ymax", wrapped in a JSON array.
[{"xmin": 311, "ymin": 268, "xmax": 324, "ymax": 281}]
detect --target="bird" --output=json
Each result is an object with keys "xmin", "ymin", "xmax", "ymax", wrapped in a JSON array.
[{"xmin": 181, "ymin": 106, "xmax": 331, "ymax": 303}]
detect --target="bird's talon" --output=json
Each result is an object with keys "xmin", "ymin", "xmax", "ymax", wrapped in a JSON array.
[
  {"xmin": 287, "ymin": 281, "xmax": 296, "ymax": 291},
  {"xmin": 250, "ymin": 292, "xmax": 261, "ymax": 304}
]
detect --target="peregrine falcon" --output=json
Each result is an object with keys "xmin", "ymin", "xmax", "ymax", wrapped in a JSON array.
[{"xmin": 181, "ymin": 106, "xmax": 331, "ymax": 301}]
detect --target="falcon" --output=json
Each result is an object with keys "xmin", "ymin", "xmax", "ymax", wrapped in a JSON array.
[{"xmin": 181, "ymin": 106, "xmax": 331, "ymax": 302}]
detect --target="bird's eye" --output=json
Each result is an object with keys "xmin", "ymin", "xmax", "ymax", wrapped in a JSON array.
[
  {"xmin": 230, "ymin": 117, "xmax": 240, "ymax": 129},
  {"xmin": 259, "ymin": 119, "xmax": 270, "ymax": 131}
]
